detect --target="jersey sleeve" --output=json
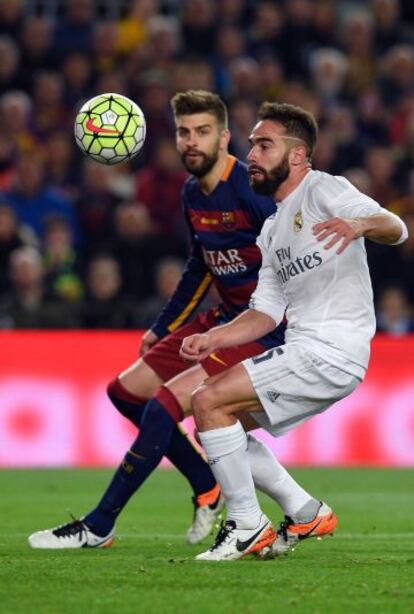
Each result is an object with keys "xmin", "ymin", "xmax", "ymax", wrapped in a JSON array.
[
  {"xmin": 313, "ymin": 176, "xmax": 408, "ymax": 245},
  {"xmin": 248, "ymin": 226, "xmax": 287, "ymax": 325},
  {"xmin": 150, "ymin": 194, "xmax": 213, "ymax": 339}
]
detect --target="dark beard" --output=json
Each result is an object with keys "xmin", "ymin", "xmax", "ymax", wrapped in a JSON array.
[
  {"xmin": 181, "ymin": 150, "xmax": 219, "ymax": 178},
  {"xmin": 250, "ymin": 154, "xmax": 290, "ymax": 195}
]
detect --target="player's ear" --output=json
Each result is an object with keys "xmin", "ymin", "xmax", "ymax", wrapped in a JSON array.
[
  {"xmin": 220, "ymin": 128, "xmax": 231, "ymax": 150},
  {"xmin": 289, "ymin": 144, "xmax": 307, "ymax": 167}
]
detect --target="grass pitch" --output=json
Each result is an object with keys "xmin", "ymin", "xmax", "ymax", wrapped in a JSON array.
[{"xmin": 0, "ymin": 467, "xmax": 413, "ymax": 614}]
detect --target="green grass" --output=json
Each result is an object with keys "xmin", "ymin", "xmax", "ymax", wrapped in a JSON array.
[{"xmin": 0, "ymin": 468, "xmax": 413, "ymax": 614}]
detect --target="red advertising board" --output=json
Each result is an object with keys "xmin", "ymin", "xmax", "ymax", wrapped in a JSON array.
[{"xmin": 0, "ymin": 331, "xmax": 413, "ymax": 467}]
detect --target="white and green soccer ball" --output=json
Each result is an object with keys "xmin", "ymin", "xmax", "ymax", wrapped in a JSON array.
[{"xmin": 74, "ymin": 93, "xmax": 146, "ymax": 165}]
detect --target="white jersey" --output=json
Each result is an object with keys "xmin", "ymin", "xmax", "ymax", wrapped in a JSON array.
[{"xmin": 250, "ymin": 170, "xmax": 407, "ymax": 378}]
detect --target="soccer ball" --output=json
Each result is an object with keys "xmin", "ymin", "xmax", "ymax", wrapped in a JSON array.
[{"xmin": 74, "ymin": 93, "xmax": 146, "ymax": 165}]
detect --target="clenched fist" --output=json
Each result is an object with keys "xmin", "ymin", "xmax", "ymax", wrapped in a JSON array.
[{"xmin": 180, "ymin": 333, "xmax": 215, "ymax": 363}]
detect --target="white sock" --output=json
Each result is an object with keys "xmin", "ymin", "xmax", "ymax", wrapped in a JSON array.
[
  {"xmin": 246, "ymin": 433, "xmax": 318, "ymax": 520},
  {"xmin": 199, "ymin": 422, "xmax": 263, "ymax": 529}
]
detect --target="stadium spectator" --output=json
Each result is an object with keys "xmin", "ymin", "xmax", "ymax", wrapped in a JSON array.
[
  {"xmin": 379, "ymin": 43, "xmax": 414, "ymax": 108},
  {"xmin": 211, "ymin": 25, "xmax": 246, "ymax": 97},
  {"xmin": 247, "ymin": 1, "xmax": 287, "ymax": 65},
  {"xmin": 180, "ymin": 0, "xmax": 217, "ymax": 56},
  {"xmin": 0, "ymin": 203, "xmax": 30, "ymax": 294},
  {"xmin": 356, "ymin": 88, "xmax": 388, "ymax": 146},
  {"xmin": 115, "ymin": 0, "xmax": 153, "ymax": 56},
  {"xmin": 42, "ymin": 216, "xmax": 83, "ymax": 304},
  {"xmin": 308, "ymin": 48, "xmax": 349, "ymax": 110},
  {"xmin": 136, "ymin": 72, "xmax": 174, "ymax": 162},
  {"xmin": 0, "ymin": 132, "xmax": 18, "ymax": 192},
  {"xmin": 18, "ymin": 16, "xmax": 55, "ymax": 91},
  {"xmin": 0, "ymin": 245, "xmax": 78, "ymax": 328},
  {"xmin": 76, "ymin": 160, "xmax": 121, "ymax": 253},
  {"xmin": 312, "ymin": 128, "xmax": 337, "ymax": 174},
  {"xmin": 43, "ymin": 131, "xmax": 82, "ymax": 201},
  {"xmin": 340, "ymin": 8, "xmax": 377, "ymax": 98},
  {"xmin": 0, "ymin": 90, "xmax": 35, "ymax": 156},
  {"xmin": 136, "ymin": 137, "xmax": 188, "ymax": 238},
  {"xmin": 171, "ymin": 58, "xmax": 215, "ymax": 94},
  {"xmin": 31, "ymin": 71, "xmax": 68, "ymax": 139},
  {"xmin": 376, "ymin": 285, "xmax": 414, "ymax": 335},
  {"xmin": 228, "ymin": 99, "xmax": 257, "ymax": 161},
  {"xmin": 283, "ymin": 0, "xmax": 318, "ymax": 77},
  {"xmin": 258, "ymin": 55, "xmax": 285, "ymax": 102},
  {"xmin": 52, "ymin": 0, "xmax": 94, "ymax": 60},
  {"xmin": 135, "ymin": 257, "xmax": 184, "ymax": 329},
  {"xmin": 0, "ymin": 0, "xmax": 23, "ymax": 38},
  {"xmin": 216, "ymin": 0, "xmax": 247, "ymax": 28},
  {"xmin": 80, "ymin": 253, "xmax": 135, "ymax": 329},
  {"xmin": 385, "ymin": 212, "xmax": 414, "ymax": 303},
  {"xmin": 91, "ymin": 21, "xmax": 120, "ymax": 78},
  {"xmin": 0, "ymin": 35, "xmax": 21, "ymax": 95},
  {"xmin": 110, "ymin": 201, "xmax": 178, "ymax": 301},
  {"xmin": 312, "ymin": 0, "xmax": 337, "ymax": 47},
  {"xmin": 2, "ymin": 154, "xmax": 78, "ymax": 243},
  {"xmin": 95, "ymin": 70, "xmax": 128, "ymax": 102},
  {"xmin": 147, "ymin": 15, "xmax": 181, "ymax": 72},
  {"xmin": 343, "ymin": 168, "xmax": 374, "ymax": 197},
  {"xmin": 326, "ymin": 106, "xmax": 365, "ymax": 173},
  {"xmin": 279, "ymin": 80, "xmax": 319, "ymax": 118},
  {"xmin": 372, "ymin": 0, "xmax": 404, "ymax": 53},
  {"xmin": 228, "ymin": 57, "xmax": 260, "ymax": 103},
  {"xmin": 61, "ymin": 52, "xmax": 93, "ymax": 109},
  {"xmin": 363, "ymin": 145, "xmax": 400, "ymax": 207}
]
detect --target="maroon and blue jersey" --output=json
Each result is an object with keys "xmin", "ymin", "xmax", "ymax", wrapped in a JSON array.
[{"xmin": 151, "ymin": 156, "xmax": 285, "ymax": 348}]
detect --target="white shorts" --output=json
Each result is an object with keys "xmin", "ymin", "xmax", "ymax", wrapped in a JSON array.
[{"xmin": 242, "ymin": 343, "xmax": 361, "ymax": 437}]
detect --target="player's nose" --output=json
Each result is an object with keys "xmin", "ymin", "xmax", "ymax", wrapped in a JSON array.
[
  {"xmin": 247, "ymin": 147, "xmax": 256, "ymax": 162},
  {"xmin": 186, "ymin": 131, "xmax": 198, "ymax": 148}
]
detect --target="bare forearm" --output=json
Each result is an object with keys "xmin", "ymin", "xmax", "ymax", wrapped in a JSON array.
[
  {"xmin": 209, "ymin": 309, "xmax": 277, "ymax": 350},
  {"xmin": 358, "ymin": 214, "xmax": 406, "ymax": 245},
  {"xmin": 313, "ymin": 212, "xmax": 408, "ymax": 254}
]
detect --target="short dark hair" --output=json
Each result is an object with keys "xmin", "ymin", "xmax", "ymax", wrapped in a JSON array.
[
  {"xmin": 257, "ymin": 102, "xmax": 318, "ymax": 159},
  {"xmin": 170, "ymin": 90, "xmax": 228, "ymax": 129}
]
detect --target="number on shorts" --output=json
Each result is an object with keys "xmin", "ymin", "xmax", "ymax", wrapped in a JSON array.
[{"xmin": 252, "ymin": 349, "xmax": 275, "ymax": 364}]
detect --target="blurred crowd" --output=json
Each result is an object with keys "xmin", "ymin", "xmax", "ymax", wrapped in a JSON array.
[{"xmin": 0, "ymin": 0, "xmax": 413, "ymax": 334}]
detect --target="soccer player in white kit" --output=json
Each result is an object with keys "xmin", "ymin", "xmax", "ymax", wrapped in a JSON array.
[{"xmin": 180, "ymin": 102, "xmax": 408, "ymax": 561}]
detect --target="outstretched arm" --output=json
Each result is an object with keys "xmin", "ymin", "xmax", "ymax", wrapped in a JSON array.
[
  {"xmin": 180, "ymin": 309, "xmax": 276, "ymax": 363},
  {"xmin": 313, "ymin": 213, "xmax": 408, "ymax": 255}
]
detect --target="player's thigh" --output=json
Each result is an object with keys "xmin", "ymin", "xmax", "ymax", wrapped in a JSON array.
[{"xmin": 119, "ymin": 358, "xmax": 164, "ymax": 398}]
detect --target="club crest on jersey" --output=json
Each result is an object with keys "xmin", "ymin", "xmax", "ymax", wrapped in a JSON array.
[
  {"xmin": 222, "ymin": 211, "xmax": 236, "ymax": 230},
  {"xmin": 293, "ymin": 211, "xmax": 303, "ymax": 232}
]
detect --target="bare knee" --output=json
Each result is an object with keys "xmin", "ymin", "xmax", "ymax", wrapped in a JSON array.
[
  {"xmin": 192, "ymin": 384, "xmax": 214, "ymax": 421},
  {"xmin": 192, "ymin": 383, "xmax": 227, "ymax": 431}
]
